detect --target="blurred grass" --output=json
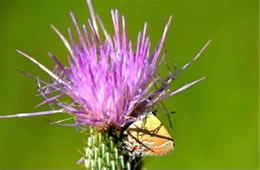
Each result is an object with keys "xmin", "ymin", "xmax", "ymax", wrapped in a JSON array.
[{"xmin": 0, "ymin": 0, "xmax": 258, "ymax": 169}]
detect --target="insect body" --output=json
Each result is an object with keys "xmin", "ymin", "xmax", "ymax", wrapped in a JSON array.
[{"xmin": 123, "ymin": 112, "xmax": 174, "ymax": 156}]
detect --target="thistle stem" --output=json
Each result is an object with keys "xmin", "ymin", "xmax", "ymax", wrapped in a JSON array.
[{"xmin": 83, "ymin": 127, "xmax": 142, "ymax": 170}]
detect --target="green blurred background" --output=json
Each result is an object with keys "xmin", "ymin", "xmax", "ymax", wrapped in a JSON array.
[{"xmin": 0, "ymin": 0, "xmax": 258, "ymax": 169}]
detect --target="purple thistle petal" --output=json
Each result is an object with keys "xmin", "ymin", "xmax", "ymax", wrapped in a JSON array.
[
  {"xmin": 87, "ymin": 0, "xmax": 99, "ymax": 38},
  {"xmin": 151, "ymin": 77, "xmax": 207, "ymax": 105},
  {"xmin": 34, "ymin": 92, "xmax": 66, "ymax": 108},
  {"xmin": 48, "ymin": 52, "xmax": 71, "ymax": 77},
  {"xmin": 17, "ymin": 50, "xmax": 65, "ymax": 85},
  {"xmin": 175, "ymin": 40, "xmax": 211, "ymax": 78},
  {"xmin": 0, "ymin": 1, "xmax": 210, "ymax": 129},
  {"xmin": 50, "ymin": 25, "xmax": 75, "ymax": 60},
  {"xmin": 0, "ymin": 109, "xmax": 65, "ymax": 119}
]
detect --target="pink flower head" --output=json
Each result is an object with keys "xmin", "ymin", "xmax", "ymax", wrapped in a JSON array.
[{"xmin": 0, "ymin": 0, "xmax": 210, "ymax": 129}]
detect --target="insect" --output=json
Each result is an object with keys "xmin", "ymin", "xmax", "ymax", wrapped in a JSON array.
[{"xmin": 123, "ymin": 112, "xmax": 174, "ymax": 157}]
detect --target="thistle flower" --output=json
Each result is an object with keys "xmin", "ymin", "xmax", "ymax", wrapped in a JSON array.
[{"xmin": 0, "ymin": 0, "xmax": 210, "ymax": 169}]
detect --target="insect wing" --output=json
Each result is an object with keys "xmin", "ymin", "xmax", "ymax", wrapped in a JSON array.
[{"xmin": 124, "ymin": 113, "xmax": 174, "ymax": 156}]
